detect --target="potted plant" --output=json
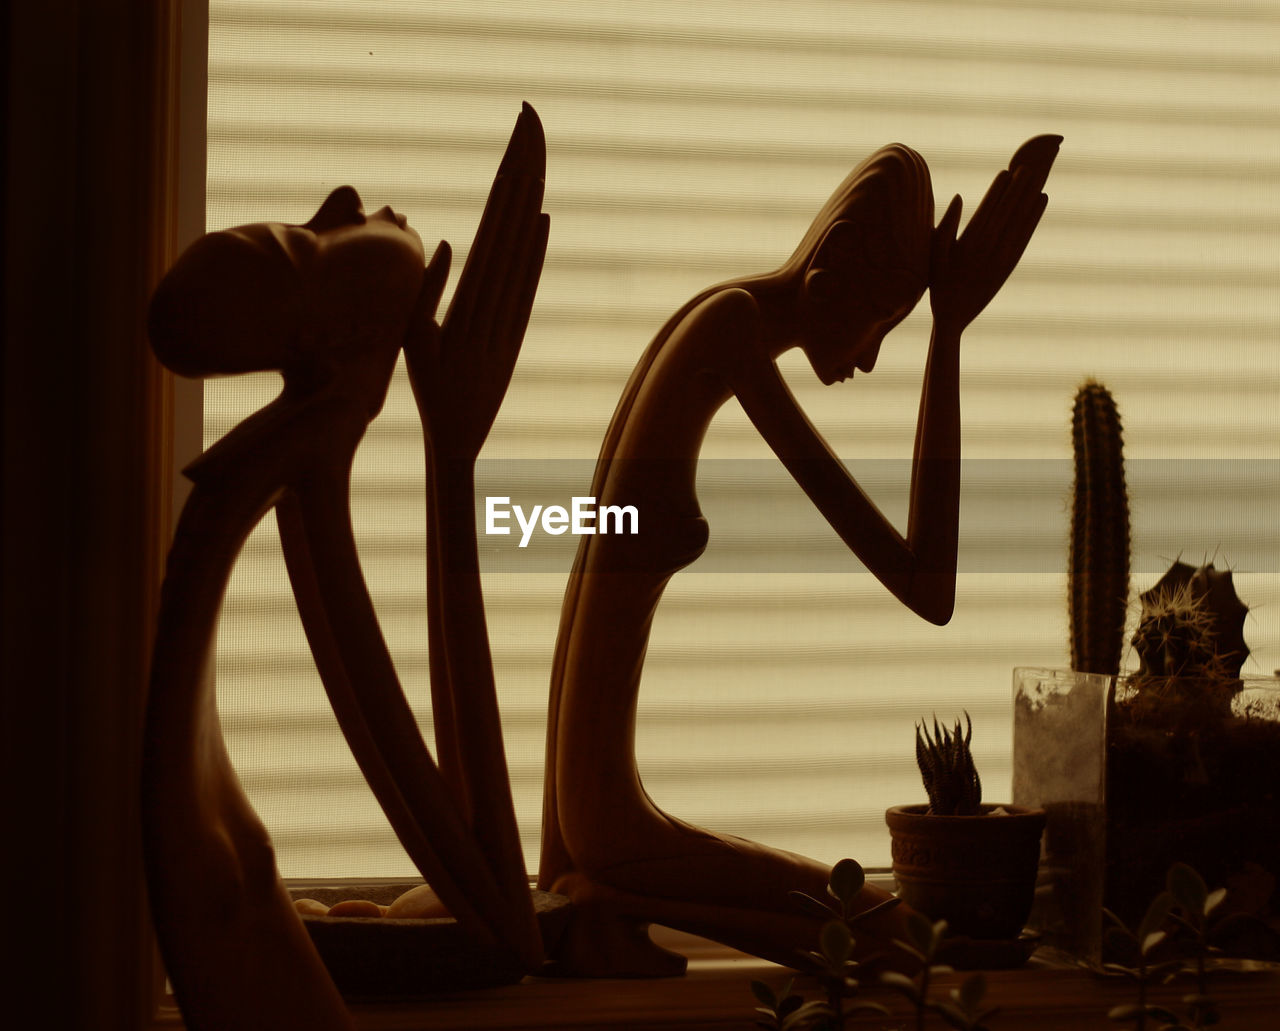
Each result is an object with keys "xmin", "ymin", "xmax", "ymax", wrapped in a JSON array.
[
  {"xmin": 1013, "ymin": 380, "xmax": 1280, "ymax": 962},
  {"xmin": 886, "ymin": 714, "xmax": 1046, "ymax": 944},
  {"xmin": 1103, "ymin": 561, "xmax": 1279, "ymax": 937}
]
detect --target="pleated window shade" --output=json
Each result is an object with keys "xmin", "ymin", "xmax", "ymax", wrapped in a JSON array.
[{"xmin": 206, "ymin": 0, "xmax": 1280, "ymax": 878}]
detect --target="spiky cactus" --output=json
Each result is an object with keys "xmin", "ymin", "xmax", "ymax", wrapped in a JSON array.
[
  {"xmin": 1069, "ymin": 380, "xmax": 1130, "ymax": 677},
  {"xmin": 1133, "ymin": 560, "xmax": 1249, "ymax": 679},
  {"xmin": 1128, "ymin": 560, "xmax": 1250, "ymax": 720},
  {"xmin": 1132, "ymin": 581, "xmax": 1226, "ymax": 681},
  {"xmin": 915, "ymin": 713, "xmax": 982, "ymax": 815}
]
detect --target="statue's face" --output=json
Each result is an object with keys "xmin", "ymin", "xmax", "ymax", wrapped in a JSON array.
[
  {"xmin": 284, "ymin": 185, "xmax": 423, "ymax": 271},
  {"xmin": 150, "ymin": 186, "xmax": 429, "ymax": 379},
  {"xmin": 798, "ymin": 260, "xmax": 922, "ymax": 385},
  {"xmin": 268, "ymin": 185, "xmax": 427, "ymax": 330},
  {"xmin": 791, "ymin": 181, "xmax": 929, "ymax": 385}
]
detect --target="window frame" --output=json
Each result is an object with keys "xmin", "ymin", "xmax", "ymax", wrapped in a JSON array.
[
  {"xmin": 14, "ymin": 4, "xmax": 1278, "ymax": 1029},
  {"xmin": 3, "ymin": 2, "xmax": 204, "ymax": 1028}
]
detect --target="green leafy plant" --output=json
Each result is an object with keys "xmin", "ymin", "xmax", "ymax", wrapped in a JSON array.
[
  {"xmin": 915, "ymin": 713, "xmax": 982, "ymax": 815},
  {"xmin": 751, "ymin": 860, "xmax": 894, "ymax": 1030},
  {"xmin": 750, "ymin": 859, "xmax": 1006, "ymax": 1029},
  {"xmin": 750, "ymin": 977, "xmax": 831, "ymax": 1031},
  {"xmin": 1164, "ymin": 862, "xmax": 1226, "ymax": 1029},
  {"xmin": 789, "ymin": 857, "xmax": 902, "ymax": 931},
  {"xmin": 793, "ymin": 859, "xmax": 895, "ymax": 1028},
  {"xmin": 1103, "ymin": 889, "xmax": 1181, "ymax": 1029},
  {"xmin": 881, "ymin": 912, "xmax": 999, "ymax": 1031},
  {"xmin": 1104, "ymin": 863, "xmax": 1230, "ymax": 1030},
  {"xmin": 803, "ymin": 919, "xmax": 893, "ymax": 1030}
]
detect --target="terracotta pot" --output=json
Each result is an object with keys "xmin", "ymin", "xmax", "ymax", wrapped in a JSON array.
[{"xmin": 885, "ymin": 803, "xmax": 1046, "ymax": 940}]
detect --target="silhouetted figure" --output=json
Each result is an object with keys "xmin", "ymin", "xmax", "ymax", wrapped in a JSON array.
[
  {"xmin": 540, "ymin": 137, "xmax": 1060, "ymax": 975},
  {"xmin": 143, "ymin": 106, "xmax": 548, "ymax": 1030}
]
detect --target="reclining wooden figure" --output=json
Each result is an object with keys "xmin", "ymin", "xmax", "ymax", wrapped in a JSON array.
[
  {"xmin": 539, "ymin": 135, "xmax": 1061, "ymax": 975},
  {"xmin": 142, "ymin": 105, "xmax": 549, "ymax": 1031}
]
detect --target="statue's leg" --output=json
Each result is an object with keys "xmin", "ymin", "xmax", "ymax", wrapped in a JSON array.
[
  {"xmin": 143, "ymin": 479, "xmax": 354, "ymax": 1031},
  {"xmin": 277, "ymin": 483, "xmax": 528, "ymax": 958},
  {"xmin": 545, "ymin": 840, "xmax": 912, "ymax": 976},
  {"xmin": 541, "ymin": 524, "xmax": 914, "ymax": 975}
]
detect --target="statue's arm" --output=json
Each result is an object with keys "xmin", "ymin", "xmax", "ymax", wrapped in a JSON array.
[
  {"xmin": 404, "ymin": 103, "xmax": 550, "ymax": 968},
  {"xmin": 733, "ymin": 136, "xmax": 1060, "ymax": 625},
  {"xmin": 730, "ymin": 301, "xmax": 961, "ymax": 625}
]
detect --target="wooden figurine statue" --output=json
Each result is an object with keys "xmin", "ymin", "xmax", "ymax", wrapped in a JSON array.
[
  {"xmin": 539, "ymin": 136, "xmax": 1061, "ymax": 975},
  {"xmin": 142, "ymin": 105, "xmax": 548, "ymax": 1030}
]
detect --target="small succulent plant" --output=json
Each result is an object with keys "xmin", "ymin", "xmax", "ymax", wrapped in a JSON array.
[{"xmin": 915, "ymin": 714, "xmax": 982, "ymax": 816}]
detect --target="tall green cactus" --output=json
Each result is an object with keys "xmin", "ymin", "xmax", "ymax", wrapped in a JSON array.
[{"xmin": 1069, "ymin": 380, "xmax": 1130, "ymax": 676}]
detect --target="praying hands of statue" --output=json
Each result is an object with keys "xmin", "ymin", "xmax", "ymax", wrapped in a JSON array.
[
  {"xmin": 406, "ymin": 102, "xmax": 550, "ymax": 463},
  {"xmin": 899, "ymin": 133, "xmax": 1062, "ymax": 618},
  {"xmin": 929, "ymin": 134, "xmax": 1061, "ymax": 335}
]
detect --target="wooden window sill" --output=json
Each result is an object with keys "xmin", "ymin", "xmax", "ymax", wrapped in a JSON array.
[{"xmin": 152, "ymin": 927, "xmax": 1280, "ymax": 1030}]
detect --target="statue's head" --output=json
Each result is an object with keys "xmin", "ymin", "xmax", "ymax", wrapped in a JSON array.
[
  {"xmin": 150, "ymin": 186, "xmax": 426, "ymax": 382},
  {"xmin": 784, "ymin": 145, "xmax": 933, "ymax": 384}
]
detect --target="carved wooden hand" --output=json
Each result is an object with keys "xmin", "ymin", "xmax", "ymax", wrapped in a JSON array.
[
  {"xmin": 930, "ymin": 134, "xmax": 1061, "ymax": 333},
  {"xmin": 407, "ymin": 102, "xmax": 551, "ymax": 462}
]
